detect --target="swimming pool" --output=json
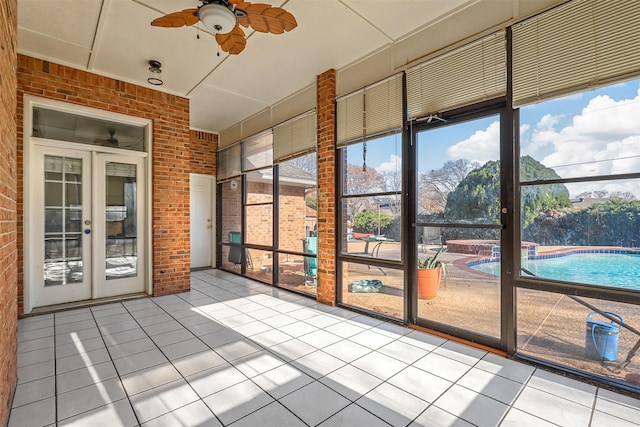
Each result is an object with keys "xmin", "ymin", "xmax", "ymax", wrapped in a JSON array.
[{"xmin": 469, "ymin": 252, "xmax": 640, "ymax": 291}]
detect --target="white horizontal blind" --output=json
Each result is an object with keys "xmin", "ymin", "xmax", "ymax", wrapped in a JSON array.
[
  {"xmin": 241, "ymin": 131, "xmax": 273, "ymax": 172},
  {"xmin": 407, "ymin": 31, "xmax": 506, "ymax": 120},
  {"xmin": 336, "ymin": 73, "xmax": 403, "ymax": 147},
  {"xmin": 273, "ymin": 110, "xmax": 317, "ymax": 163},
  {"xmin": 512, "ymin": 0, "xmax": 640, "ymax": 107},
  {"xmin": 217, "ymin": 143, "xmax": 241, "ymax": 180}
]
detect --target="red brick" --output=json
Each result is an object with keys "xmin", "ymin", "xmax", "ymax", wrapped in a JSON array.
[
  {"xmin": 316, "ymin": 69, "xmax": 336, "ymax": 306},
  {"xmin": 0, "ymin": 0, "xmax": 18, "ymax": 423},
  {"xmin": 15, "ymin": 55, "xmax": 203, "ymax": 307}
]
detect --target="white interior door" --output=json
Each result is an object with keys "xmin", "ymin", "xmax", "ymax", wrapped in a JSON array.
[
  {"xmin": 190, "ymin": 174, "xmax": 216, "ymax": 268},
  {"xmin": 30, "ymin": 147, "xmax": 146, "ymax": 307},
  {"xmin": 32, "ymin": 146, "xmax": 92, "ymax": 307}
]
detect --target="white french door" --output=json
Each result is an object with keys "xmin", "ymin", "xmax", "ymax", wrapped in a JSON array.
[{"xmin": 30, "ymin": 145, "xmax": 146, "ymax": 308}]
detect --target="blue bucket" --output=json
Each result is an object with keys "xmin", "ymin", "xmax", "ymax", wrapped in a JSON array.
[{"xmin": 585, "ymin": 311, "xmax": 623, "ymax": 361}]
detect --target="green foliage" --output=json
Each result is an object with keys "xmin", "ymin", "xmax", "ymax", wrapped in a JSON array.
[
  {"xmin": 519, "ymin": 156, "xmax": 572, "ymax": 227},
  {"xmin": 352, "ymin": 210, "xmax": 394, "ymax": 235},
  {"xmin": 418, "ymin": 246, "xmax": 448, "ymax": 283},
  {"xmin": 418, "ymin": 246, "xmax": 447, "ymax": 269},
  {"xmin": 444, "ymin": 156, "xmax": 571, "ymax": 228},
  {"xmin": 523, "ymin": 199, "xmax": 640, "ymax": 246},
  {"xmin": 445, "ymin": 160, "xmax": 501, "ymax": 223}
]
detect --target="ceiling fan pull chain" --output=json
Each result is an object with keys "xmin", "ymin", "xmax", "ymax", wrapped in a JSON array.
[{"xmin": 217, "ymin": 45, "xmax": 220, "ymax": 57}]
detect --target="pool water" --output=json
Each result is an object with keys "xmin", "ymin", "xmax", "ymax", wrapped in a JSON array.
[{"xmin": 470, "ymin": 252, "xmax": 640, "ymax": 291}]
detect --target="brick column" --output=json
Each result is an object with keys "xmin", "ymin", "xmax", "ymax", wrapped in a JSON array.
[
  {"xmin": 316, "ymin": 69, "xmax": 336, "ymax": 305},
  {"xmin": 0, "ymin": 0, "xmax": 18, "ymax": 423}
]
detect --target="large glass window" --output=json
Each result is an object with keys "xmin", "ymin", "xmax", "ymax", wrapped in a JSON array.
[
  {"xmin": 342, "ymin": 134, "xmax": 402, "ymax": 260},
  {"xmin": 220, "ymin": 178, "xmax": 243, "ymax": 272},
  {"xmin": 519, "ymin": 78, "xmax": 640, "ymax": 292},
  {"xmin": 217, "ymin": 114, "xmax": 317, "ymax": 295},
  {"xmin": 339, "ymin": 133, "xmax": 404, "ymax": 319},
  {"xmin": 277, "ymin": 153, "xmax": 318, "ymax": 295},
  {"xmin": 518, "ymin": 78, "xmax": 640, "ymax": 390},
  {"xmin": 244, "ymin": 170, "xmax": 273, "ymax": 284}
]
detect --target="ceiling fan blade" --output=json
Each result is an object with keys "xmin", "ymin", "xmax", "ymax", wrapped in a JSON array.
[
  {"xmin": 151, "ymin": 8, "xmax": 199, "ymax": 28},
  {"xmin": 215, "ymin": 25, "xmax": 247, "ymax": 55},
  {"xmin": 234, "ymin": 2, "xmax": 297, "ymax": 34}
]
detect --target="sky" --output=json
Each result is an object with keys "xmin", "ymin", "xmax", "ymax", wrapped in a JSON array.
[{"xmin": 357, "ymin": 77, "xmax": 640, "ymax": 199}]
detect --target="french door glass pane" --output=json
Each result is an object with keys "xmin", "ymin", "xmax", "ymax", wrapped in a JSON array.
[
  {"xmin": 105, "ymin": 162, "xmax": 137, "ymax": 280},
  {"xmin": 44, "ymin": 155, "xmax": 83, "ymax": 286}
]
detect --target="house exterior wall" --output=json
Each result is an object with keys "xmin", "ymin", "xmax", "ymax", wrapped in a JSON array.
[
  {"xmin": 245, "ymin": 180, "xmax": 274, "ymax": 248},
  {"xmin": 16, "ymin": 55, "xmax": 192, "ymax": 313},
  {"xmin": 278, "ymin": 184, "xmax": 308, "ymax": 253},
  {"xmin": 0, "ymin": 0, "xmax": 18, "ymax": 422},
  {"xmin": 316, "ymin": 69, "xmax": 336, "ymax": 305}
]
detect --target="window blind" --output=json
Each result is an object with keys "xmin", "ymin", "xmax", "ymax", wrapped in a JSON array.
[
  {"xmin": 406, "ymin": 31, "xmax": 506, "ymax": 120},
  {"xmin": 512, "ymin": 0, "xmax": 640, "ymax": 107},
  {"xmin": 241, "ymin": 131, "xmax": 273, "ymax": 172},
  {"xmin": 273, "ymin": 110, "xmax": 317, "ymax": 163},
  {"xmin": 217, "ymin": 143, "xmax": 241, "ymax": 180},
  {"xmin": 336, "ymin": 73, "xmax": 403, "ymax": 147}
]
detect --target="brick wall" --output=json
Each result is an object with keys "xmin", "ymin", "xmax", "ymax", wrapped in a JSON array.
[
  {"xmin": 316, "ymin": 69, "xmax": 336, "ymax": 305},
  {"xmin": 16, "ymin": 55, "xmax": 191, "ymax": 310},
  {"xmin": 190, "ymin": 130, "xmax": 217, "ymax": 176},
  {"xmin": 0, "ymin": 0, "xmax": 18, "ymax": 422}
]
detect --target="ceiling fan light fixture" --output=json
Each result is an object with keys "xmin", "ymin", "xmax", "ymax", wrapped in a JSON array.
[
  {"xmin": 147, "ymin": 60, "xmax": 163, "ymax": 86},
  {"xmin": 199, "ymin": 3, "xmax": 236, "ymax": 34}
]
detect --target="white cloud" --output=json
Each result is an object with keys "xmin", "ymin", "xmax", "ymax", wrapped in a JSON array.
[
  {"xmin": 537, "ymin": 91, "xmax": 640, "ymax": 170},
  {"xmin": 531, "ymin": 86, "xmax": 640, "ymax": 197},
  {"xmin": 447, "ymin": 120, "xmax": 500, "ymax": 164},
  {"xmin": 376, "ymin": 154, "xmax": 401, "ymax": 174}
]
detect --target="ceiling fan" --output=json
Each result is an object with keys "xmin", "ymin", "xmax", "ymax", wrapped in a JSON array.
[
  {"xmin": 95, "ymin": 128, "xmax": 119, "ymax": 147},
  {"xmin": 151, "ymin": 0, "xmax": 297, "ymax": 55}
]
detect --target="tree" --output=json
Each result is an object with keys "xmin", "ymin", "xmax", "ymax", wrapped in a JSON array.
[
  {"xmin": 287, "ymin": 153, "xmax": 317, "ymax": 176},
  {"xmin": 445, "ymin": 156, "xmax": 571, "ymax": 227},
  {"xmin": 352, "ymin": 210, "xmax": 394, "ymax": 235},
  {"xmin": 344, "ymin": 164, "xmax": 386, "ymax": 221},
  {"xmin": 418, "ymin": 159, "xmax": 479, "ymax": 213}
]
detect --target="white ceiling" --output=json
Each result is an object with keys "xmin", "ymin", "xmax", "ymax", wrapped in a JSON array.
[{"xmin": 17, "ymin": 0, "xmax": 480, "ymax": 134}]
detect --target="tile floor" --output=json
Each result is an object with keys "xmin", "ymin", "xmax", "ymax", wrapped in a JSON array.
[{"xmin": 10, "ymin": 269, "xmax": 640, "ymax": 427}]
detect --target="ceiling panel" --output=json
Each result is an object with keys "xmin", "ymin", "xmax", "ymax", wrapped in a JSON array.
[
  {"xmin": 17, "ymin": 28, "xmax": 91, "ymax": 68},
  {"xmin": 345, "ymin": 0, "xmax": 474, "ymax": 40},
  {"xmin": 17, "ymin": 0, "xmax": 102, "ymax": 49},
  {"xmin": 189, "ymin": 85, "xmax": 269, "ymax": 132},
  {"xmin": 201, "ymin": 0, "xmax": 390, "ymax": 104},
  {"xmin": 91, "ymin": 0, "xmax": 225, "ymax": 94}
]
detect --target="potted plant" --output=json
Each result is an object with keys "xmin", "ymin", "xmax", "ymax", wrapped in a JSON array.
[{"xmin": 417, "ymin": 246, "xmax": 447, "ymax": 301}]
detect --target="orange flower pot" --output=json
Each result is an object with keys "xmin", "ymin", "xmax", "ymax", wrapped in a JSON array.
[{"xmin": 417, "ymin": 267, "xmax": 442, "ymax": 301}]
